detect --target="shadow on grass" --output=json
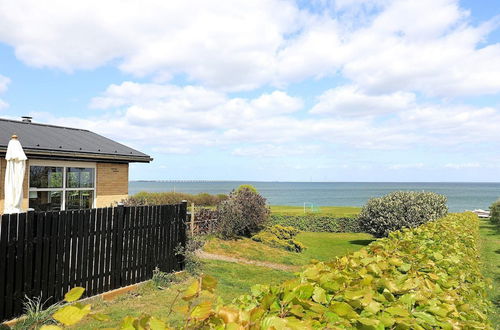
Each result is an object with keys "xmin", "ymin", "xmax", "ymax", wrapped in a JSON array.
[{"xmin": 348, "ymin": 239, "xmax": 375, "ymax": 246}]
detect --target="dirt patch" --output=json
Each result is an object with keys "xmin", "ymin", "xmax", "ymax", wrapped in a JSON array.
[{"xmin": 196, "ymin": 250, "xmax": 299, "ymax": 272}]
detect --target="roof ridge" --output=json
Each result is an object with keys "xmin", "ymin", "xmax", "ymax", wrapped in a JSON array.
[{"xmin": 0, "ymin": 117, "xmax": 91, "ymax": 132}]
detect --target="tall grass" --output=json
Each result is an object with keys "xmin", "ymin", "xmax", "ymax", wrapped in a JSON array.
[
  {"xmin": 12, "ymin": 296, "xmax": 60, "ymax": 329},
  {"xmin": 122, "ymin": 191, "xmax": 227, "ymax": 207}
]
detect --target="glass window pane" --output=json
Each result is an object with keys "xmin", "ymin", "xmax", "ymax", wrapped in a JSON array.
[
  {"xmin": 66, "ymin": 168, "xmax": 95, "ymax": 188},
  {"xmin": 66, "ymin": 190, "xmax": 94, "ymax": 210},
  {"xmin": 29, "ymin": 191, "xmax": 62, "ymax": 211},
  {"xmin": 30, "ymin": 166, "xmax": 63, "ymax": 188}
]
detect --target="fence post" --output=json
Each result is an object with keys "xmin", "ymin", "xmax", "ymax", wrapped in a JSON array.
[{"xmin": 190, "ymin": 203, "xmax": 195, "ymax": 236}]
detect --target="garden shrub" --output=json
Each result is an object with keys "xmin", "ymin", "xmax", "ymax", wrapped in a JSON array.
[
  {"xmin": 122, "ymin": 191, "xmax": 227, "ymax": 207},
  {"xmin": 359, "ymin": 191, "xmax": 448, "ymax": 237},
  {"xmin": 268, "ymin": 214, "xmax": 362, "ymax": 233},
  {"xmin": 251, "ymin": 225, "xmax": 305, "ymax": 252},
  {"xmin": 490, "ymin": 199, "xmax": 500, "ymax": 225},
  {"xmin": 215, "ymin": 185, "xmax": 270, "ymax": 238}
]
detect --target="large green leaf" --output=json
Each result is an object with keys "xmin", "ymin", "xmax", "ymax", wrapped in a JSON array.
[
  {"xmin": 64, "ymin": 287, "xmax": 85, "ymax": 302},
  {"xmin": 53, "ymin": 305, "xmax": 91, "ymax": 326}
]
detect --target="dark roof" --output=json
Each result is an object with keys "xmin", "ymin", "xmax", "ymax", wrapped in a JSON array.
[{"xmin": 0, "ymin": 118, "xmax": 152, "ymax": 163}]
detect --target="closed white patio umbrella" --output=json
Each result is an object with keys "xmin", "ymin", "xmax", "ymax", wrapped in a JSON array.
[{"xmin": 4, "ymin": 135, "xmax": 27, "ymax": 214}]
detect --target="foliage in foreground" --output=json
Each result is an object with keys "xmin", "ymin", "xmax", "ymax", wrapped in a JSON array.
[
  {"xmin": 180, "ymin": 212, "xmax": 490, "ymax": 329},
  {"xmin": 268, "ymin": 214, "xmax": 362, "ymax": 233},
  {"xmin": 359, "ymin": 191, "xmax": 448, "ymax": 237},
  {"xmin": 216, "ymin": 185, "xmax": 270, "ymax": 239},
  {"xmin": 490, "ymin": 199, "xmax": 500, "ymax": 225},
  {"xmin": 122, "ymin": 191, "xmax": 228, "ymax": 207},
  {"xmin": 251, "ymin": 225, "xmax": 305, "ymax": 252},
  {"xmin": 45, "ymin": 212, "xmax": 491, "ymax": 329},
  {"xmin": 11, "ymin": 296, "xmax": 61, "ymax": 329}
]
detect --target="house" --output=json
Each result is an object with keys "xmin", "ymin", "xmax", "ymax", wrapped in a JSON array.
[{"xmin": 0, "ymin": 117, "xmax": 152, "ymax": 213}]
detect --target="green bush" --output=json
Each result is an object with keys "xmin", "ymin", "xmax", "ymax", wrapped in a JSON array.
[
  {"xmin": 251, "ymin": 225, "xmax": 305, "ymax": 252},
  {"xmin": 216, "ymin": 186, "xmax": 270, "ymax": 238},
  {"xmin": 235, "ymin": 184, "xmax": 258, "ymax": 194},
  {"xmin": 268, "ymin": 214, "xmax": 362, "ymax": 232},
  {"xmin": 359, "ymin": 191, "xmax": 448, "ymax": 237},
  {"xmin": 122, "ymin": 191, "xmax": 227, "ymax": 207},
  {"xmin": 490, "ymin": 200, "xmax": 500, "ymax": 225}
]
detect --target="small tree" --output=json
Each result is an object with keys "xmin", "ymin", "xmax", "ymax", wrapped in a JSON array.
[
  {"xmin": 490, "ymin": 200, "xmax": 500, "ymax": 225},
  {"xmin": 216, "ymin": 185, "xmax": 270, "ymax": 238},
  {"xmin": 359, "ymin": 191, "xmax": 448, "ymax": 237}
]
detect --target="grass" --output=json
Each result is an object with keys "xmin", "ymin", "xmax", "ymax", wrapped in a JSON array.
[
  {"xmin": 203, "ymin": 231, "xmax": 374, "ymax": 266},
  {"xmin": 479, "ymin": 219, "xmax": 500, "ymax": 328},
  {"xmin": 270, "ymin": 205, "xmax": 361, "ymax": 217},
  {"xmin": 68, "ymin": 260, "xmax": 294, "ymax": 329},
  {"xmin": 69, "ymin": 230, "xmax": 371, "ymax": 328}
]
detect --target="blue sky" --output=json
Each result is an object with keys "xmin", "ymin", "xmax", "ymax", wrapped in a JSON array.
[{"xmin": 0, "ymin": 0, "xmax": 499, "ymax": 182}]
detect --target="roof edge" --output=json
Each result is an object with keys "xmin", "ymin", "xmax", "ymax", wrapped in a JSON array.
[{"xmin": 0, "ymin": 148, "xmax": 153, "ymax": 163}]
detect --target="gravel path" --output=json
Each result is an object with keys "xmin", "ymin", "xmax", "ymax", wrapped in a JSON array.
[{"xmin": 196, "ymin": 250, "xmax": 299, "ymax": 272}]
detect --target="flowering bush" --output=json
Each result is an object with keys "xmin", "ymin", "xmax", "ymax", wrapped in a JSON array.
[{"xmin": 359, "ymin": 191, "xmax": 448, "ymax": 237}]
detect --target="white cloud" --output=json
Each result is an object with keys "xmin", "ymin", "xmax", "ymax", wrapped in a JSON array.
[
  {"xmin": 0, "ymin": 0, "xmax": 499, "ymax": 96},
  {"xmin": 0, "ymin": 74, "xmax": 10, "ymax": 110},
  {"xmin": 0, "ymin": 0, "xmax": 301, "ymax": 91},
  {"xmin": 310, "ymin": 85, "xmax": 415, "ymax": 116}
]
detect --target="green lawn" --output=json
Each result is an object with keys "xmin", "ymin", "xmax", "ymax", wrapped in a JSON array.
[
  {"xmin": 270, "ymin": 205, "xmax": 361, "ymax": 217},
  {"xmin": 70, "ymin": 260, "xmax": 294, "ymax": 329},
  {"xmin": 203, "ymin": 231, "xmax": 374, "ymax": 266},
  {"xmin": 479, "ymin": 219, "xmax": 500, "ymax": 328},
  {"xmin": 69, "ymin": 230, "xmax": 372, "ymax": 328}
]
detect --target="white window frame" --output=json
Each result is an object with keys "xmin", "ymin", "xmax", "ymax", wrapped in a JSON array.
[{"xmin": 28, "ymin": 160, "xmax": 97, "ymax": 211}]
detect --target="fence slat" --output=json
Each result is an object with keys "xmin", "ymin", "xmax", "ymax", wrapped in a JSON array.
[
  {"xmin": 47, "ymin": 212, "xmax": 59, "ymax": 306},
  {"xmin": 13, "ymin": 213, "xmax": 26, "ymax": 315},
  {"xmin": 0, "ymin": 215, "xmax": 10, "ymax": 320},
  {"xmin": 5, "ymin": 214, "xmax": 18, "ymax": 318},
  {"xmin": 24, "ymin": 212, "xmax": 35, "ymax": 301},
  {"xmin": 90, "ymin": 209, "xmax": 98, "ymax": 296},
  {"xmin": 130, "ymin": 206, "xmax": 138, "ymax": 284},
  {"xmin": 54, "ymin": 211, "xmax": 65, "ymax": 302},
  {"xmin": 62, "ymin": 210, "xmax": 72, "ymax": 296}
]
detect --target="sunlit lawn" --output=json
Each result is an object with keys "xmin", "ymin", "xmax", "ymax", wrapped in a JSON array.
[
  {"xmin": 270, "ymin": 205, "xmax": 361, "ymax": 217},
  {"xmin": 203, "ymin": 231, "xmax": 374, "ymax": 266},
  {"xmin": 479, "ymin": 219, "xmax": 500, "ymax": 328}
]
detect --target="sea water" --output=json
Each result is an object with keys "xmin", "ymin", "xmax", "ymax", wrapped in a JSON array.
[{"xmin": 129, "ymin": 181, "xmax": 500, "ymax": 213}]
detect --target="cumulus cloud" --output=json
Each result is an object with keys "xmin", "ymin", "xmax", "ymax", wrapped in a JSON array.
[
  {"xmin": 310, "ymin": 85, "xmax": 415, "ymax": 116},
  {"xmin": 40, "ymin": 81, "xmax": 499, "ymax": 157},
  {"xmin": 0, "ymin": 0, "xmax": 499, "ymax": 96}
]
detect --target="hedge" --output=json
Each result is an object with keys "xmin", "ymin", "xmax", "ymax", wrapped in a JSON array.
[
  {"xmin": 490, "ymin": 200, "xmax": 500, "ymax": 225},
  {"xmin": 267, "ymin": 214, "xmax": 362, "ymax": 233},
  {"xmin": 183, "ymin": 212, "xmax": 491, "ymax": 329}
]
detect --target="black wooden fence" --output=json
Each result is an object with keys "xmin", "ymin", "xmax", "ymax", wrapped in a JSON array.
[{"xmin": 0, "ymin": 203, "xmax": 187, "ymax": 322}]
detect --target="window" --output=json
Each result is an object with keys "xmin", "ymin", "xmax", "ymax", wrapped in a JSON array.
[{"xmin": 29, "ymin": 162, "xmax": 96, "ymax": 211}]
